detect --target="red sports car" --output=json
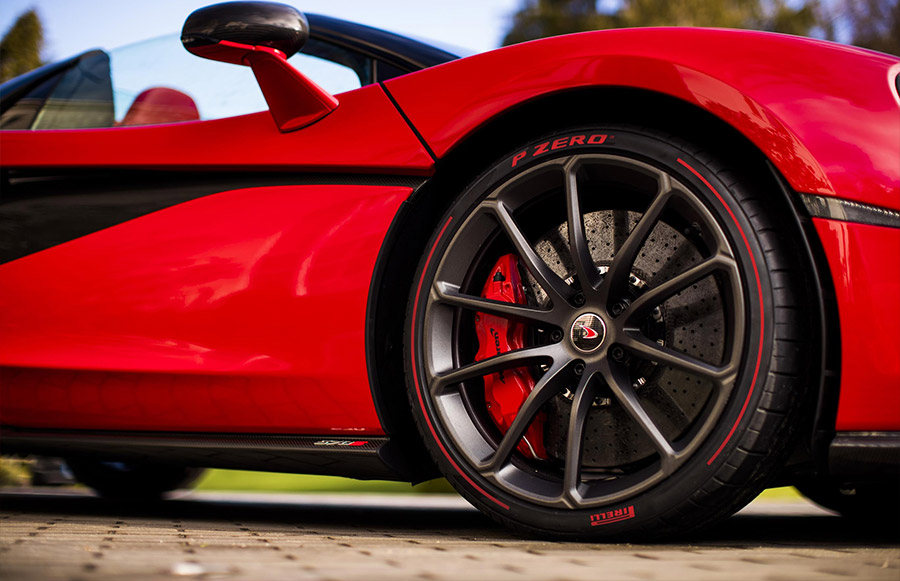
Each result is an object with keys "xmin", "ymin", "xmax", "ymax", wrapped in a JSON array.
[{"xmin": 1, "ymin": 1, "xmax": 898, "ymax": 540}]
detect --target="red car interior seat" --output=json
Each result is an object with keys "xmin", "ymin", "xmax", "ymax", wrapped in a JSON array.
[{"xmin": 119, "ymin": 87, "xmax": 200, "ymax": 126}]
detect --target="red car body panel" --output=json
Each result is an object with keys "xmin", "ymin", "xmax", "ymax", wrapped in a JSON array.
[
  {"xmin": 0, "ymin": 184, "xmax": 410, "ymax": 434},
  {"xmin": 0, "ymin": 26, "xmax": 898, "ymax": 444},
  {"xmin": 386, "ymin": 28, "xmax": 900, "ymax": 210},
  {"xmin": 0, "ymin": 84, "xmax": 434, "ymax": 174},
  {"xmin": 813, "ymin": 218, "xmax": 900, "ymax": 431}
]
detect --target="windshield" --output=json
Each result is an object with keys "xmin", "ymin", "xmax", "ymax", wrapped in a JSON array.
[
  {"xmin": 1, "ymin": 18, "xmax": 459, "ymax": 131},
  {"xmin": 109, "ymin": 33, "xmax": 362, "ymax": 122}
]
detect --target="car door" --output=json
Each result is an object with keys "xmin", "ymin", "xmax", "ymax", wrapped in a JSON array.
[{"xmin": 0, "ymin": 36, "xmax": 432, "ymax": 436}]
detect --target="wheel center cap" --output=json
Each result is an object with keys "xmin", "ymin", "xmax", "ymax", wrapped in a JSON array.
[{"xmin": 570, "ymin": 313, "xmax": 606, "ymax": 353}]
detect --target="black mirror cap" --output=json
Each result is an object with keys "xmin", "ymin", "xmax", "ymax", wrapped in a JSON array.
[{"xmin": 182, "ymin": 2, "xmax": 309, "ymax": 60}]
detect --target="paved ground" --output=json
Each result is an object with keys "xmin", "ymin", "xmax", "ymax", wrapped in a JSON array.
[{"xmin": 0, "ymin": 488, "xmax": 897, "ymax": 580}]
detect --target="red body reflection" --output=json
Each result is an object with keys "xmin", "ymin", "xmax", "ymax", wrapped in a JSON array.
[
  {"xmin": 814, "ymin": 218, "xmax": 900, "ymax": 430},
  {"xmin": 0, "ymin": 185, "xmax": 409, "ymax": 433},
  {"xmin": 387, "ymin": 28, "xmax": 899, "ymax": 210}
]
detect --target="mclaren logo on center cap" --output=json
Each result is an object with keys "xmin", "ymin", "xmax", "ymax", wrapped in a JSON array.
[{"xmin": 571, "ymin": 313, "xmax": 606, "ymax": 353}]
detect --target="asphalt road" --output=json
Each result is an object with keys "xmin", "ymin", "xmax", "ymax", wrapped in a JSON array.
[{"xmin": 0, "ymin": 488, "xmax": 898, "ymax": 580}]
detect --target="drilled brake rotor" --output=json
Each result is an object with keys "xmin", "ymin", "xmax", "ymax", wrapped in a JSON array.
[{"xmin": 525, "ymin": 210, "xmax": 727, "ymax": 469}]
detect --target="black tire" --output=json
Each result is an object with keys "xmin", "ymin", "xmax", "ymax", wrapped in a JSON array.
[
  {"xmin": 66, "ymin": 458, "xmax": 204, "ymax": 500},
  {"xmin": 405, "ymin": 125, "xmax": 813, "ymax": 540}
]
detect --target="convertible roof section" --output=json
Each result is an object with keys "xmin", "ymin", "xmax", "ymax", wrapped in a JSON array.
[
  {"xmin": 306, "ymin": 13, "xmax": 459, "ymax": 73},
  {"xmin": 385, "ymin": 28, "xmax": 900, "ymax": 211}
]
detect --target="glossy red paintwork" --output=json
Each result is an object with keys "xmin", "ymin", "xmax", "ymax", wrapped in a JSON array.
[
  {"xmin": 0, "ymin": 184, "xmax": 410, "ymax": 434},
  {"xmin": 1, "ymin": 84, "xmax": 433, "ymax": 174},
  {"xmin": 813, "ymin": 218, "xmax": 900, "ymax": 430},
  {"xmin": 387, "ymin": 28, "xmax": 900, "ymax": 210},
  {"xmin": 1, "ymin": 26, "xmax": 898, "ymax": 443}
]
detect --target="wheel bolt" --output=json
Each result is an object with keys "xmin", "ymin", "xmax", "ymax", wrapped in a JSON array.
[
  {"xmin": 573, "ymin": 292, "xmax": 585, "ymax": 307},
  {"xmin": 611, "ymin": 302, "xmax": 625, "ymax": 316},
  {"xmin": 610, "ymin": 346, "xmax": 625, "ymax": 361},
  {"xmin": 550, "ymin": 329, "xmax": 563, "ymax": 342},
  {"xmin": 574, "ymin": 363, "xmax": 585, "ymax": 375}
]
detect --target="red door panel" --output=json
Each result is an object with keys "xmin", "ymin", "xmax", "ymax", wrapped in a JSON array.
[{"xmin": 0, "ymin": 184, "xmax": 409, "ymax": 434}]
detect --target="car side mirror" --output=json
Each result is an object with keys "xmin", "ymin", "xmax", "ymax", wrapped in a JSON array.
[{"xmin": 182, "ymin": 1, "xmax": 338, "ymax": 132}]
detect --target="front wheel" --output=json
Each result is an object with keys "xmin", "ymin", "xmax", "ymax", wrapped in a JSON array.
[{"xmin": 405, "ymin": 126, "xmax": 812, "ymax": 539}]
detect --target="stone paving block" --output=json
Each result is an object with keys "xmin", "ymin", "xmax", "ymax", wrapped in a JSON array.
[{"xmin": 1, "ymin": 490, "xmax": 897, "ymax": 581}]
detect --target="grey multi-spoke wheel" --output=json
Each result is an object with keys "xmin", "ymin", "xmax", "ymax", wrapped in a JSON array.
[{"xmin": 406, "ymin": 127, "xmax": 812, "ymax": 539}]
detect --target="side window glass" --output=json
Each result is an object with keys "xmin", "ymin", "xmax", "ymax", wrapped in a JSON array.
[
  {"xmin": 33, "ymin": 51, "xmax": 114, "ymax": 129},
  {"xmin": 0, "ymin": 51, "xmax": 114, "ymax": 130},
  {"xmin": 1, "ymin": 34, "xmax": 366, "ymax": 130},
  {"xmin": 0, "ymin": 71, "xmax": 62, "ymax": 129},
  {"xmin": 110, "ymin": 34, "xmax": 364, "ymax": 126}
]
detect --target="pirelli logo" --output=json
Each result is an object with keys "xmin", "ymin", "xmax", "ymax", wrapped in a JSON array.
[{"xmin": 590, "ymin": 505, "xmax": 636, "ymax": 526}]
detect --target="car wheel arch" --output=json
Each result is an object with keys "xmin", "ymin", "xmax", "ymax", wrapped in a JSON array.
[{"xmin": 366, "ymin": 85, "xmax": 833, "ymax": 482}]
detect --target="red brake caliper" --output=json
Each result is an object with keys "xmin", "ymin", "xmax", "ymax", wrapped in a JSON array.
[{"xmin": 474, "ymin": 254, "xmax": 547, "ymax": 459}]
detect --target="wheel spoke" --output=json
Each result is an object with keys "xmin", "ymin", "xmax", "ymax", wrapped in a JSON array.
[
  {"xmin": 599, "ymin": 361, "xmax": 678, "ymax": 472},
  {"xmin": 488, "ymin": 200, "xmax": 574, "ymax": 307},
  {"xmin": 564, "ymin": 161, "xmax": 602, "ymax": 294},
  {"xmin": 486, "ymin": 360, "xmax": 569, "ymax": 471},
  {"xmin": 562, "ymin": 370, "xmax": 597, "ymax": 505},
  {"xmin": 601, "ymin": 177, "xmax": 675, "ymax": 305},
  {"xmin": 624, "ymin": 255, "xmax": 736, "ymax": 320},
  {"xmin": 433, "ymin": 281, "xmax": 557, "ymax": 325},
  {"xmin": 621, "ymin": 335, "xmax": 735, "ymax": 384},
  {"xmin": 612, "ymin": 209, "xmax": 631, "ymax": 255},
  {"xmin": 431, "ymin": 343, "xmax": 560, "ymax": 395}
]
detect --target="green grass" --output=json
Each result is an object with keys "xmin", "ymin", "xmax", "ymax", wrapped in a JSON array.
[
  {"xmin": 754, "ymin": 486, "xmax": 805, "ymax": 502},
  {"xmin": 195, "ymin": 469, "xmax": 805, "ymax": 502},
  {"xmin": 1, "ymin": 456, "xmax": 807, "ymax": 503},
  {"xmin": 0, "ymin": 458, "xmax": 31, "ymax": 487},
  {"xmin": 194, "ymin": 469, "xmax": 456, "ymax": 494}
]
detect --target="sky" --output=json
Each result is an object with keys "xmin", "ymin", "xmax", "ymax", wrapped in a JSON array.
[{"xmin": 0, "ymin": 0, "xmax": 524, "ymax": 61}]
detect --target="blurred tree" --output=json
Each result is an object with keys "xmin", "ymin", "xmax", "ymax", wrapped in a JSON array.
[
  {"xmin": 823, "ymin": 0, "xmax": 899, "ymax": 55},
  {"xmin": 618, "ymin": 0, "xmax": 759, "ymax": 28},
  {"xmin": 0, "ymin": 9, "xmax": 45, "ymax": 82},
  {"xmin": 756, "ymin": 0, "xmax": 820, "ymax": 35},
  {"xmin": 503, "ymin": 0, "xmax": 824, "ymax": 45},
  {"xmin": 503, "ymin": 0, "xmax": 620, "ymax": 46}
]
